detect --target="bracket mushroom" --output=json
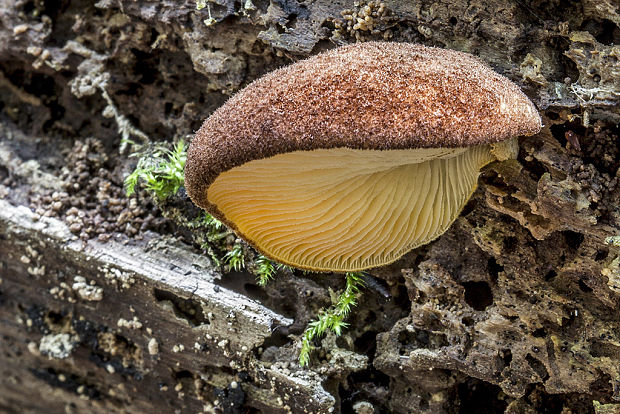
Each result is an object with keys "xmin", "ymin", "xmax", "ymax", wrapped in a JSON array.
[{"xmin": 185, "ymin": 42, "xmax": 541, "ymax": 272}]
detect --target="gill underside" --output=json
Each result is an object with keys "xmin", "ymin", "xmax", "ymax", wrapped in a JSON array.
[{"xmin": 208, "ymin": 144, "xmax": 506, "ymax": 272}]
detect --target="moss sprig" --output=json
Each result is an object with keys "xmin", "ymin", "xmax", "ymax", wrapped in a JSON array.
[
  {"xmin": 299, "ymin": 272, "xmax": 365, "ymax": 367},
  {"xmin": 193, "ymin": 213, "xmax": 227, "ymax": 241},
  {"xmin": 224, "ymin": 243, "xmax": 245, "ymax": 271},
  {"xmin": 254, "ymin": 255, "xmax": 295, "ymax": 286},
  {"xmin": 255, "ymin": 255, "xmax": 276, "ymax": 286},
  {"xmin": 125, "ymin": 140, "xmax": 187, "ymax": 201}
]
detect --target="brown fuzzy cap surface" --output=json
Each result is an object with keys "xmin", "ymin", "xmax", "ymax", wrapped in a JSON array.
[{"xmin": 185, "ymin": 41, "xmax": 541, "ymax": 217}]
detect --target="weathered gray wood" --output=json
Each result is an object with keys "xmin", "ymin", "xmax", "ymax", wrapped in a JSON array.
[{"xmin": 0, "ymin": 199, "xmax": 337, "ymax": 413}]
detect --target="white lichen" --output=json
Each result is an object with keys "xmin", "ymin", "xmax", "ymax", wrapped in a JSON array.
[
  {"xmin": 100, "ymin": 264, "xmax": 135, "ymax": 290},
  {"xmin": 602, "ymin": 255, "xmax": 620, "ymax": 293},
  {"xmin": 605, "ymin": 236, "xmax": 620, "ymax": 247},
  {"xmin": 64, "ymin": 41, "xmax": 150, "ymax": 153},
  {"xmin": 72, "ymin": 275, "xmax": 103, "ymax": 301},
  {"xmin": 117, "ymin": 317, "xmax": 142, "ymax": 329},
  {"xmin": 39, "ymin": 333, "xmax": 78, "ymax": 359},
  {"xmin": 520, "ymin": 54, "xmax": 548, "ymax": 86}
]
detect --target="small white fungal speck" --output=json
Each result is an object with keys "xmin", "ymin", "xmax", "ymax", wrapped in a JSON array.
[
  {"xmin": 72, "ymin": 276, "xmax": 103, "ymax": 301},
  {"xmin": 27, "ymin": 341, "xmax": 39, "ymax": 355},
  {"xmin": 148, "ymin": 338, "xmax": 159, "ymax": 355},
  {"xmin": 117, "ymin": 317, "xmax": 142, "ymax": 329},
  {"xmin": 13, "ymin": 24, "xmax": 29, "ymax": 35}
]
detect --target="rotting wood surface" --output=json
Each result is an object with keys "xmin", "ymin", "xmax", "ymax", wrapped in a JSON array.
[
  {"xmin": 0, "ymin": 0, "xmax": 619, "ymax": 413},
  {"xmin": 0, "ymin": 199, "xmax": 341, "ymax": 413}
]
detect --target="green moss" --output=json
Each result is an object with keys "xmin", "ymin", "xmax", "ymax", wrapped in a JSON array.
[
  {"xmin": 255, "ymin": 255, "xmax": 276, "ymax": 286},
  {"xmin": 125, "ymin": 140, "xmax": 187, "ymax": 201},
  {"xmin": 124, "ymin": 140, "xmax": 231, "ymax": 265},
  {"xmin": 224, "ymin": 243, "xmax": 245, "ymax": 272},
  {"xmin": 299, "ymin": 272, "xmax": 365, "ymax": 367}
]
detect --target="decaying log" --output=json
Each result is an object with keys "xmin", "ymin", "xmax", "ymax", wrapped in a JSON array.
[
  {"xmin": 0, "ymin": 200, "xmax": 339, "ymax": 413},
  {"xmin": 0, "ymin": 0, "xmax": 619, "ymax": 412}
]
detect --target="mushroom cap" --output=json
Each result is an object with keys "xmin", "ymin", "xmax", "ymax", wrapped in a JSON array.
[{"xmin": 186, "ymin": 42, "xmax": 541, "ymax": 271}]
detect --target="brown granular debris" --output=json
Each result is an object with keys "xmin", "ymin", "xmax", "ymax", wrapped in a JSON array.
[
  {"xmin": 582, "ymin": 121, "xmax": 619, "ymax": 175},
  {"xmin": 567, "ymin": 159, "xmax": 618, "ymax": 216},
  {"xmin": 561, "ymin": 120, "xmax": 619, "ymax": 217},
  {"xmin": 332, "ymin": 1, "xmax": 394, "ymax": 42},
  {"xmin": 29, "ymin": 138, "xmax": 169, "ymax": 241},
  {"xmin": 186, "ymin": 41, "xmax": 541, "ymax": 213}
]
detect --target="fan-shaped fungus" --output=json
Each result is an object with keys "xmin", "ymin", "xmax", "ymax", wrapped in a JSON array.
[{"xmin": 185, "ymin": 42, "xmax": 541, "ymax": 272}]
